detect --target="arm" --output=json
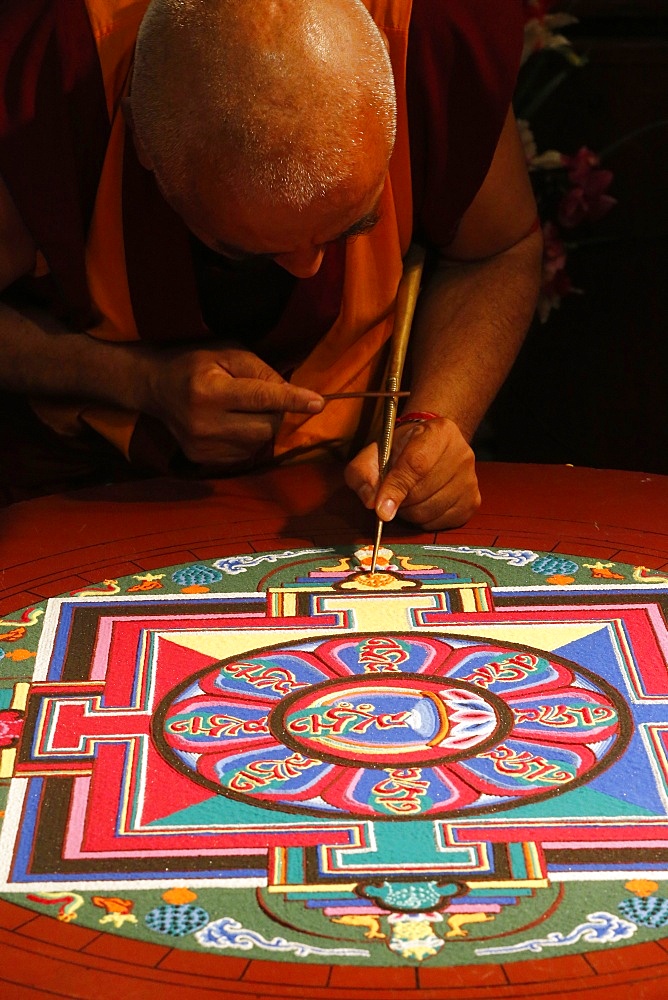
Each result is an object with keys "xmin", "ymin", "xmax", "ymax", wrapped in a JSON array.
[
  {"xmin": 345, "ymin": 108, "xmax": 543, "ymax": 529},
  {"xmin": 0, "ymin": 175, "xmax": 323, "ymax": 465}
]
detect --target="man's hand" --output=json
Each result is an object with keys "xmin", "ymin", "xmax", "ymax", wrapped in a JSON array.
[
  {"xmin": 345, "ymin": 417, "xmax": 481, "ymax": 530},
  {"xmin": 143, "ymin": 343, "xmax": 324, "ymax": 465},
  {"xmin": 0, "ymin": 289, "xmax": 325, "ymax": 466}
]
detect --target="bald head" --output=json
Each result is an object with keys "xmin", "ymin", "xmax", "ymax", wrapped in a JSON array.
[{"xmin": 130, "ymin": 0, "xmax": 396, "ymax": 216}]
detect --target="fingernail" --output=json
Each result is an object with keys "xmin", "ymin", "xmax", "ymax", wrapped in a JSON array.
[
  {"xmin": 378, "ymin": 498, "xmax": 397, "ymax": 521},
  {"xmin": 307, "ymin": 397, "xmax": 324, "ymax": 413}
]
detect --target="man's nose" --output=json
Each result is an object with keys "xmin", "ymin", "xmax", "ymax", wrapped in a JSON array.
[{"xmin": 273, "ymin": 246, "xmax": 325, "ymax": 278}]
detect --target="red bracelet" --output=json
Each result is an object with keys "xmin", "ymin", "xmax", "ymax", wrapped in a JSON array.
[{"xmin": 395, "ymin": 410, "xmax": 441, "ymax": 426}]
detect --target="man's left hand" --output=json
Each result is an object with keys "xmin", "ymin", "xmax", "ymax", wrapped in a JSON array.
[{"xmin": 344, "ymin": 417, "xmax": 481, "ymax": 531}]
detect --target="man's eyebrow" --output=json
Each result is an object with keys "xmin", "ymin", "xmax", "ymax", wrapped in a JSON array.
[{"xmin": 334, "ymin": 205, "xmax": 383, "ymax": 242}]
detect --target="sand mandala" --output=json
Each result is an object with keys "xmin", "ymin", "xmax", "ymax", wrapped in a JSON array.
[{"xmin": 1, "ymin": 543, "xmax": 668, "ymax": 966}]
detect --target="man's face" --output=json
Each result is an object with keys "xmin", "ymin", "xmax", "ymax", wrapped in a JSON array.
[
  {"xmin": 126, "ymin": 89, "xmax": 393, "ymax": 278},
  {"xmin": 175, "ymin": 166, "xmax": 387, "ymax": 278}
]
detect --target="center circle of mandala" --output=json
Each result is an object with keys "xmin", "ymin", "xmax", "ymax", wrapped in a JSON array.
[
  {"xmin": 270, "ymin": 674, "xmax": 510, "ymax": 767},
  {"xmin": 153, "ymin": 632, "xmax": 629, "ymax": 820}
]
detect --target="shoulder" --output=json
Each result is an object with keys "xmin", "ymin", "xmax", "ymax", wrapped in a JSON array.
[
  {"xmin": 408, "ymin": 0, "xmax": 524, "ymax": 96},
  {"xmin": 406, "ymin": 0, "xmax": 526, "ymax": 248},
  {"xmin": 0, "ymin": 0, "xmax": 110, "ymax": 317}
]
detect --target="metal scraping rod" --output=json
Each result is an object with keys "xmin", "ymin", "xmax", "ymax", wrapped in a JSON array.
[{"xmin": 369, "ymin": 244, "xmax": 426, "ymax": 573}]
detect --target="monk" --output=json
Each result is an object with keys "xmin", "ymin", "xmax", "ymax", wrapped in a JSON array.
[{"xmin": 0, "ymin": 0, "xmax": 541, "ymax": 526}]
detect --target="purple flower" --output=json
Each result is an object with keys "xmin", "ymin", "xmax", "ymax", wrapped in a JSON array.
[
  {"xmin": 558, "ymin": 147, "xmax": 617, "ymax": 228},
  {"xmin": 537, "ymin": 223, "xmax": 579, "ymax": 322}
]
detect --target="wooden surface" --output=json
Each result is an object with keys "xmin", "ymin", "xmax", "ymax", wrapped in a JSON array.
[{"xmin": 1, "ymin": 459, "xmax": 668, "ymax": 998}]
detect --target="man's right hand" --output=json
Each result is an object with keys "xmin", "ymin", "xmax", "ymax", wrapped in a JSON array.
[{"xmin": 141, "ymin": 342, "xmax": 324, "ymax": 465}]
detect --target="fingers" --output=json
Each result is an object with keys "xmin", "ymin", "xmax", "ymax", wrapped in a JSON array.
[
  {"xmin": 344, "ymin": 442, "xmax": 380, "ymax": 509},
  {"xmin": 346, "ymin": 419, "xmax": 481, "ymax": 531},
  {"xmin": 152, "ymin": 345, "xmax": 325, "ymax": 465},
  {"xmin": 375, "ymin": 423, "xmax": 434, "ymax": 521},
  {"xmin": 181, "ymin": 375, "xmax": 322, "ymax": 462},
  {"xmin": 382, "ymin": 421, "xmax": 480, "ymax": 529},
  {"xmin": 220, "ymin": 376, "xmax": 324, "ymax": 416},
  {"xmin": 213, "ymin": 348, "xmax": 324, "ymax": 414},
  {"xmin": 398, "ymin": 465, "xmax": 482, "ymax": 529},
  {"xmin": 215, "ymin": 346, "xmax": 287, "ymax": 383}
]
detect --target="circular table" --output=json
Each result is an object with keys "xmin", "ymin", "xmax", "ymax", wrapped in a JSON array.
[{"xmin": 1, "ymin": 460, "xmax": 667, "ymax": 999}]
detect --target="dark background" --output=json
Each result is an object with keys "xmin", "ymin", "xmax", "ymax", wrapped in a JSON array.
[{"xmin": 486, "ymin": 0, "xmax": 668, "ymax": 474}]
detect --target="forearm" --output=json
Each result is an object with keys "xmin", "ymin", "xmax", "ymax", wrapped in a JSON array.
[
  {"xmin": 407, "ymin": 228, "xmax": 543, "ymax": 442},
  {"xmin": 0, "ymin": 299, "xmax": 325, "ymax": 466},
  {"xmin": 0, "ymin": 301, "xmax": 152, "ymax": 410}
]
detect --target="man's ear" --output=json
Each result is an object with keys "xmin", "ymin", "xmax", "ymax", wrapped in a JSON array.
[{"xmin": 122, "ymin": 96, "xmax": 154, "ymax": 171}]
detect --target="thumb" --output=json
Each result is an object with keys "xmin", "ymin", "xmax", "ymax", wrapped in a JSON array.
[{"xmin": 375, "ymin": 423, "xmax": 429, "ymax": 521}]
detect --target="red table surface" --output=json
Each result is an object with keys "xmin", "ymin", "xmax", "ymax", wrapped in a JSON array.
[{"xmin": 1, "ymin": 460, "xmax": 668, "ymax": 999}]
